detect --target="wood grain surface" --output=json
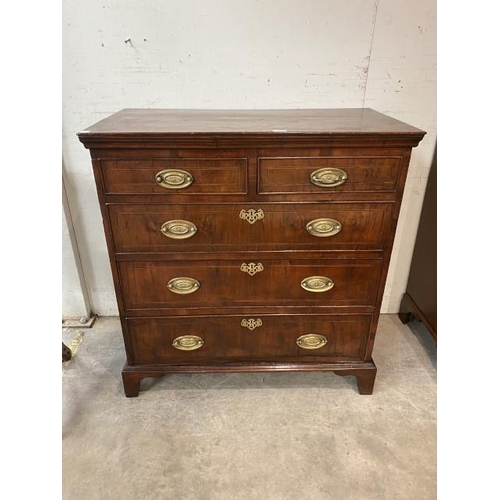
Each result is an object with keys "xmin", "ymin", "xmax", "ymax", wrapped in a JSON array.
[{"xmin": 78, "ymin": 108, "xmax": 425, "ymax": 396}]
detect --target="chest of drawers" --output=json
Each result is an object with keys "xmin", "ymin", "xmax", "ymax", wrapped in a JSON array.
[{"xmin": 78, "ymin": 108, "xmax": 425, "ymax": 397}]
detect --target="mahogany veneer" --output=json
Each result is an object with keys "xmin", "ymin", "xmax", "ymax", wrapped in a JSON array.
[{"xmin": 79, "ymin": 108, "xmax": 425, "ymax": 397}]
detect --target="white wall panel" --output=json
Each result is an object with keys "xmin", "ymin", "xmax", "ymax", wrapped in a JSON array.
[
  {"xmin": 364, "ymin": 0, "xmax": 437, "ymax": 311},
  {"xmin": 62, "ymin": 0, "xmax": 436, "ymax": 315}
]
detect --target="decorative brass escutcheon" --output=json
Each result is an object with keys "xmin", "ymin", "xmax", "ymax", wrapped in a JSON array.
[
  {"xmin": 239, "ymin": 208, "xmax": 265, "ymax": 224},
  {"xmin": 300, "ymin": 276, "xmax": 334, "ymax": 293},
  {"xmin": 296, "ymin": 334, "xmax": 328, "ymax": 350},
  {"xmin": 172, "ymin": 335, "xmax": 204, "ymax": 351},
  {"xmin": 241, "ymin": 318, "xmax": 263, "ymax": 330},
  {"xmin": 310, "ymin": 168, "xmax": 348, "ymax": 188},
  {"xmin": 240, "ymin": 262, "xmax": 264, "ymax": 276},
  {"xmin": 161, "ymin": 220, "xmax": 198, "ymax": 240},
  {"xmin": 306, "ymin": 218, "xmax": 342, "ymax": 238},
  {"xmin": 155, "ymin": 169, "xmax": 193, "ymax": 189},
  {"xmin": 167, "ymin": 277, "xmax": 200, "ymax": 294}
]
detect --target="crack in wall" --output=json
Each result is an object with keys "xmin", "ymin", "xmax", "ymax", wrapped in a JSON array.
[{"xmin": 362, "ymin": 0, "xmax": 380, "ymax": 107}]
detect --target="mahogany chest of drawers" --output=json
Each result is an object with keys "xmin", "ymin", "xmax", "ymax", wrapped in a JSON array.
[{"xmin": 78, "ymin": 109, "xmax": 425, "ymax": 397}]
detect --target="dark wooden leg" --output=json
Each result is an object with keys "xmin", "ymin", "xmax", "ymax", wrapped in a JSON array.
[
  {"xmin": 333, "ymin": 361, "xmax": 377, "ymax": 395},
  {"xmin": 122, "ymin": 371, "xmax": 142, "ymax": 398},
  {"xmin": 398, "ymin": 293, "xmax": 416, "ymax": 324},
  {"xmin": 62, "ymin": 342, "xmax": 72, "ymax": 362},
  {"xmin": 398, "ymin": 292, "xmax": 437, "ymax": 341},
  {"xmin": 121, "ymin": 363, "xmax": 168, "ymax": 397},
  {"xmin": 354, "ymin": 367, "xmax": 377, "ymax": 395}
]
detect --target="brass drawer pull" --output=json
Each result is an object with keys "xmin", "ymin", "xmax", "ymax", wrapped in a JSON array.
[
  {"xmin": 161, "ymin": 220, "xmax": 197, "ymax": 240},
  {"xmin": 306, "ymin": 218, "xmax": 342, "ymax": 238},
  {"xmin": 296, "ymin": 334, "xmax": 328, "ymax": 350},
  {"xmin": 241, "ymin": 318, "xmax": 262, "ymax": 330},
  {"xmin": 172, "ymin": 335, "xmax": 204, "ymax": 351},
  {"xmin": 310, "ymin": 168, "xmax": 348, "ymax": 188},
  {"xmin": 240, "ymin": 262, "xmax": 264, "ymax": 276},
  {"xmin": 155, "ymin": 169, "xmax": 193, "ymax": 189},
  {"xmin": 167, "ymin": 277, "xmax": 200, "ymax": 294},
  {"xmin": 301, "ymin": 276, "xmax": 334, "ymax": 293},
  {"xmin": 239, "ymin": 208, "xmax": 265, "ymax": 224}
]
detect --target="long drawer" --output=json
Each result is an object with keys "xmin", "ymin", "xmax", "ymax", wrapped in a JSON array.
[
  {"xmin": 118, "ymin": 258, "xmax": 383, "ymax": 310},
  {"xmin": 109, "ymin": 202, "xmax": 394, "ymax": 252},
  {"xmin": 127, "ymin": 314, "xmax": 372, "ymax": 364}
]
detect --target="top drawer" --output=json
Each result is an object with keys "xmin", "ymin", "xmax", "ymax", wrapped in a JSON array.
[
  {"xmin": 99, "ymin": 158, "xmax": 248, "ymax": 195},
  {"xmin": 258, "ymin": 156, "xmax": 402, "ymax": 194}
]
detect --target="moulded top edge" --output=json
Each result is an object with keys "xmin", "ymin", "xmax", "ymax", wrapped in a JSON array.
[{"xmin": 77, "ymin": 108, "xmax": 427, "ymax": 138}]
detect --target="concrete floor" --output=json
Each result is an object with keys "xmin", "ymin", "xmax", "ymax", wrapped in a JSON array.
[{"xmin": 62, "ymin": 315, "xmax": 436, "ymax": 500}]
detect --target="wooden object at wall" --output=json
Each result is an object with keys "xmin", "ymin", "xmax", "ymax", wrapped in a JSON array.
[
  {"xmin": 62, "ymin": 342, "xmax": 72, "ymax": 362},
  {"xmin": 398, "ymin": 145, "xmax": 437, "ymax": 339},
  {"xmin": 78, "ymin": 109, "xmax": 425, "ymax": 397}
]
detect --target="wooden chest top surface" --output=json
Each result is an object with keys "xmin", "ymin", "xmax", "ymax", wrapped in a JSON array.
[{"xmin": 79, "ymin": 108, "xmax": 425, "ymax": 138}]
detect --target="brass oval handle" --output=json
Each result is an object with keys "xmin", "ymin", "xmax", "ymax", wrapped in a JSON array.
[
  {"xmin": 239, "ymin": 208, "xmax": 265, "ymax": 225},
  {"xmin": 300, "ymin": 276, "xmax": 334, "ymax": 293},
  {"xmin": 241, "ymin": 318, "xmax": 262, "ymax": 330},
  {"xmin": 310, "ymin": 168, "xmax": 348, "ymax": 188},
  {"xmin": 306, "ymin": 218, "xmax": 342, "ymax": 238},
  {"xmin": 161, "ymin": 220, "xmax": 197, "ymax": 240},
  {"xmin": 296, "ymin": 334, "xmax": 328, "ymax": 350},
  {"xmin": 155, "ymin": 169, "xmax": 193, "ymax": 189},
  {"xmin": 172, "ymin": 335, "xmax": 204, "ymax": 351},
  {"xmin": 167, "ymin": 277, "xmax": 200, "ymax": 294},
  {"xmin": 240, "ymin": 262, "xmax": 264, "ymax": 276}
]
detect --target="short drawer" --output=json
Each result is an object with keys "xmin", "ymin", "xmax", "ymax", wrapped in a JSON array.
[
  {"xmin": 109, "ymin": 202, "xmax": 393, "ymax": 252},
  {"xmin": 99, "ymin": 158, "xmax": 247, "ymax": 194},
  {"xmin": 118, "ymin": 258, "xmax": 383, "ymax": 310},
  {"xmin": 127, "ymin": 314, "xmax": 372, "ymax": 364},
  {"xmin": 258, "ymin": 156, "xmax": 402, "ymax": 194}
]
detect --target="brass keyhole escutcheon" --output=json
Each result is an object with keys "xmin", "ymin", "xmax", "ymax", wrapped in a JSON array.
[
  {"xmin": 240, "ymin": 263, "xmax": 264, "ymax": 276},
  {"xmin": 239, "ymin": 208, "xmax": 265, "ymax": 224},
  {"xmin": 241, "ymin": 318, "xmax": 263, "ymax": 330}
]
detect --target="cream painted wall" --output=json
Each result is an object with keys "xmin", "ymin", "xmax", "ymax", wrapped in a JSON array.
[
  {"xmin": 62, "ymin": 0, "xmax": 436, "ymax": 316},
  {"xmin": 62, "ymin": 176, "xmax": 92, "ymax": 320}
]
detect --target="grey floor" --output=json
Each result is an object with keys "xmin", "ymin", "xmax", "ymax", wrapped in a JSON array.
[{"xmin": 62, "ymin": 315, "xmax": 436, "ymax": 500}]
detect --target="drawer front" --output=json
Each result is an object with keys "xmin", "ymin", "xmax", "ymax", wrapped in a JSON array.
[
  {"xmin": 119, "ymin": 258, "xmax": 382, "ymax": 310},
  {"xmin": 100, "ymin": 158, "xmax": 247, "ymax": 194},
  {"xmin": 109, "ymin": 203, "xmax": 393, "ymax": 252},
  {"xmin": 258, "ymin": 156, "xmax": 402, "ymax": 194},
  {"xmin": 128, "ymin": 314, "xmax": 372, "ymax": 364}
]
